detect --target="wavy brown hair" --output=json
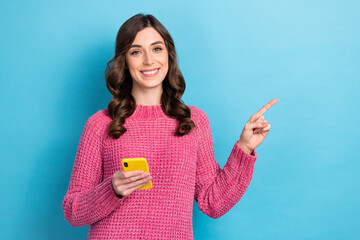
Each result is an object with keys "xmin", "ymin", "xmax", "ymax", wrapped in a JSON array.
[{"xmin": 105, "ymin": 13, "xmax": 195, "ymax": 139}]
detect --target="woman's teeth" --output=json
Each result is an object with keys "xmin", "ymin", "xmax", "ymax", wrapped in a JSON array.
[{"xmin": 142, "ymin": 68, "xmax": 159, "ymax": 75}]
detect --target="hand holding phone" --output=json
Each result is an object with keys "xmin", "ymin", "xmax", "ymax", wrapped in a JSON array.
[
  {"xmin": 121, "ymin": 157, "xmax": 152, "ymax": 190},
  {"xmin": 112, "ymin": 170, "xmax": 152, "ymax": 198},
  {"xmin": 112, "ymin": 157, "xmax": 152, "ymax": 198}
]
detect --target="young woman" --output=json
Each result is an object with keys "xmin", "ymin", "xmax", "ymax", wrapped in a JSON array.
[{"xmin": 62, "ymin": 13, "xmax": 278, "ymax": 240}]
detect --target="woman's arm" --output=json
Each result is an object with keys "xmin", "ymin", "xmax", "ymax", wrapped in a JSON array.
[
  {"xmin": 62, "ymin": 117, "xmax": 124, "ymax": 227},
  {"xmin": 194, "ymin": 110, "xmax": 257, "ymax": 219}
]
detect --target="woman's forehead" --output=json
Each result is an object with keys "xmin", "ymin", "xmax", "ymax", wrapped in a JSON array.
[{"xmin": 131, "ymin": 27, "xmax": 164, "ymax": 46}]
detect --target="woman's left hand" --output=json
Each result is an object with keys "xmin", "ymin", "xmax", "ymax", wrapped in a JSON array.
[{"xmin": 237, "ymin": 98, "xmax": 279, "ymax": 154}]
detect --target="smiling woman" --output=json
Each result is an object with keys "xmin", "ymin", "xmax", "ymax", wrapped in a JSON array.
[
  {"xmin": 62, "ymin": 13, "xmax": 262, "ymax": 240},
  {"xmin": 125, "ymin": 27, "xmax": 169, "ymax": 100}
]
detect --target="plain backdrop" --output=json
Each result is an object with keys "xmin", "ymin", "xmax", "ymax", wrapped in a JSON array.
[{"xmin": 1, "ymin": 0, "xmax": 359, "ymax": 239}]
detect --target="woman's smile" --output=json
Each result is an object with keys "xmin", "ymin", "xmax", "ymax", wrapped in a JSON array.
[{"xmin": 140, "ymin": 67, "xmax": 160, "ymax": 77}]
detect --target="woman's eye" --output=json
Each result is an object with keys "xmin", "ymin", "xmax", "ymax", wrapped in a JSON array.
[
  {"xmin": 130, "ymin": 50, "xmax": 140, "ymax": 55},
  {"xmin": 130, "ymin": 47, "xmax": 162, "ymax": 55}
]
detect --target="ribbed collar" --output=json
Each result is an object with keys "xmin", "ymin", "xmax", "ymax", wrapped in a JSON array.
[{"xmin": 127, "ymin": 104, "xmax": 168, "ymax": 120}]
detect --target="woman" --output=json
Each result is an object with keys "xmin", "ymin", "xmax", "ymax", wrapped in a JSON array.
[{"xmin": 62, "ymin": 13, "xmax": 278, "ymax": 239}]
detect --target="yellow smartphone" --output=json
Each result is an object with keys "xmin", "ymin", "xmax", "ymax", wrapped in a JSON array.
[{"xmin": 121, "ymin": 157, "xmax": 152, "ymax": 190}]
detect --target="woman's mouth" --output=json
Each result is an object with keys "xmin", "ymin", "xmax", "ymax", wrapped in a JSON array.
[{"xmin": 140, "ymin": 68, "xmax": 160, "ymax": 77}]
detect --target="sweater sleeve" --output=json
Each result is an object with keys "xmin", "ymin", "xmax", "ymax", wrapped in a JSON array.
[
  {"xmin": 194, "ymin": 110, "xmax": 257, "ymax": 219},
  {"xmin": 62, "ymin": 117, "xmax": 124, "ymax": 227}
]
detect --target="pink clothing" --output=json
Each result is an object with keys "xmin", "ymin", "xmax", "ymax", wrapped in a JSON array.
[{"xmin": 62, "ymin": 104, "xmax": 257, "ymax": 239}]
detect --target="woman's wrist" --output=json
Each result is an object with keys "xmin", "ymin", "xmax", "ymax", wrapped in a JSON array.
[{"xmin": 236, "ymin": 141, "xmax": 253, "ymax": 155}]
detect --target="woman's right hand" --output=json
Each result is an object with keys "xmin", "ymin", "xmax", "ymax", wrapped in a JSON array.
[{"xmin": 112, "ymin": 170, "xmax": 152, "ymax": 198}]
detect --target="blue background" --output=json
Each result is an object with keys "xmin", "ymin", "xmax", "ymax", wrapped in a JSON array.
[{"xmin": 1, "ymin": 0, "xmax": 359, "ymax": 239}]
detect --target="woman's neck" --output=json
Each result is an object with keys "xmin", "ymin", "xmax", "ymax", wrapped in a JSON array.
[{"xmin": 130, "ymin": 84, "xmax": 163, "ymax": 106}]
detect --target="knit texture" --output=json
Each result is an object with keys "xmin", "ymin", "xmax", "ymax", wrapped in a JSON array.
[{"xmin": 62, "ymin": 104, "xmax": 257, "ymax": 239}]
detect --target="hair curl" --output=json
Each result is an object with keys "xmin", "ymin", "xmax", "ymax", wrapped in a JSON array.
[{"xmin": 105, "ymin": 13, "xmax": 195, "ymax": 139}]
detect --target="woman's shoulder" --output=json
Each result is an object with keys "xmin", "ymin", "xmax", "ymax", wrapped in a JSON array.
[
  {"xmin": 87, "ymin": 108, "xmax": 111, "ymax": 123},
  {"xmin": 83, "ymin": 108, "xmax": 112, "ymax": 133},
  {"xmin": 188, "ymin": 105, "xmax": 209, "ymax": 123}
]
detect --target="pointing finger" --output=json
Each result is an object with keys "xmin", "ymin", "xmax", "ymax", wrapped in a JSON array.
[{"xmin": 249, "ymin": 98, "xmax": 278, "ymax": 123}]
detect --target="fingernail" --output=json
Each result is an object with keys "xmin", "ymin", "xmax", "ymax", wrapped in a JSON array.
[{"xmin": 262, "ymin": 122, "xmax": 268, "ymax": 126}]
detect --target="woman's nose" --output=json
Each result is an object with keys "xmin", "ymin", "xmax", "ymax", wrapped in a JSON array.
[{"xmin": 143, "ymin": 51, "xmax": 154, "ymax": 65}]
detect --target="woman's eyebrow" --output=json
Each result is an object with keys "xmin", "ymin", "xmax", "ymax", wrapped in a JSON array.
[{"xmin": 130, "ymin": 41, "xmax": 164, "ymax": 48}]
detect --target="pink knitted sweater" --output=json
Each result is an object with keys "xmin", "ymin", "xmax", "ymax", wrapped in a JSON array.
[{"xmin": 62, "ymin": 104, "xmax": 257, "ymax": 239}]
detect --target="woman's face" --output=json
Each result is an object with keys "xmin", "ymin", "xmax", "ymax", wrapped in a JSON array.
[{"xmin": 125, "ymin": 27, "xmax": 169, "ymax": 93}]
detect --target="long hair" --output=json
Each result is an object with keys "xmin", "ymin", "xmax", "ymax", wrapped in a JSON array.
[{"xmin": 105, "ymin": 13, "xmax": 195, "ymax": 139}]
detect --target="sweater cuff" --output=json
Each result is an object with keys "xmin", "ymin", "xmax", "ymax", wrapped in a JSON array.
[
  {"xmin": 224, "ymin": 142, "xmax": 257, "ymax": 174},
  {"xmin": 96, "ymin": 175, "xmax": 125, "ymax": 212}
]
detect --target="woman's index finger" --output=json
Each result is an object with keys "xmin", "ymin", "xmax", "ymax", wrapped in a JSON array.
[
  {"xmin": 121, "ymin": 170, "xmax": 144, "ymax": 178},
  {"xmin": 250, "ymin": 98, "xmax": 279, "ymax": 123},
  {"xmin": 258, "ymin": 98, "xmax": 278, "ymax": 115}
]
